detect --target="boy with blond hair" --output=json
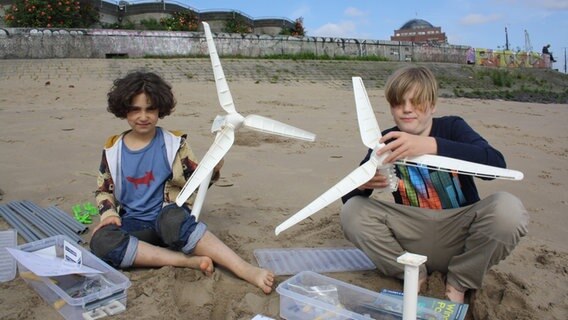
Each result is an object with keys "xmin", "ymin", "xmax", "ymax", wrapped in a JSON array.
[{"xmin": 340, "ymin": 66, "xmax": 528, "ymax": 302}]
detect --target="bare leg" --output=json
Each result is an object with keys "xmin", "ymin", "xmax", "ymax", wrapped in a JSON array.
[
  {"xmin": 193, "ymin": 231, "xmax": 274, "ymax": 294},
  {"xmin": 133, "ymin": 241, "xmax": 214, "ymax": 276}
]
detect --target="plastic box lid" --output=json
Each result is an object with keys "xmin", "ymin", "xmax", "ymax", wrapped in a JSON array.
[
  {"xmin": 0, "ymin": 229, "xmax": 17, "ymax": 282},
  {"xmin": 254, "ymin": 247, "xmax": 376, "ymax": 275},
  {"xmin": 16, "ymin": 235, "xmax": 131, "ymax": 308}
]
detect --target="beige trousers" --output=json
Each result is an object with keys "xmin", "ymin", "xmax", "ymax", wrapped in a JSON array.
[{"xmin": 340, "ymin": 191, "xmax": 528, "ymax": 290}]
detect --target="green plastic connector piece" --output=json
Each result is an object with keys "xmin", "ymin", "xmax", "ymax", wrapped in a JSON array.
[
  {"xmin": 83, "ymin": 202, "xmax": 98, "ymax": 215},
  {"xmin": 72, "ymin": 202, "xmax": 98, "ymax": 224},
  {"xmin": 72, "ymin": 205, "xmax": 82, "ymax": 216}
]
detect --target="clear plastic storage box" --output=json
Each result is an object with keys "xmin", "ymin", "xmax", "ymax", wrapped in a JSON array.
[
  {"xmin": 0, "ymin": 229, "xmax": 17, "ymax": 282},
  {"xmin": 276, "ymin": 270, "xmax": 382, "ymax": 320},
  {"xmin": 16, "ymin": 235, "xmax": 131, "ymax": 320},
  {"xmin": 276, "ymin": 271, "xmax": 468, "ymax": 320}
]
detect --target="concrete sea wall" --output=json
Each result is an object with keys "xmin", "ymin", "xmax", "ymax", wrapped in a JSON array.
[{"xmin": 0, "ymin": 27, "xmax": 470, "ymax": 62}]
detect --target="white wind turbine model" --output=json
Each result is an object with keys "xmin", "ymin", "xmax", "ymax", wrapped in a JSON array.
[
  {"xmin": 175, "ymin": 22, "xmax": 316, "ymax": 220},
  {"xmin": 275, "ymin": 76, "xmax": 524, "ymax": 235}
]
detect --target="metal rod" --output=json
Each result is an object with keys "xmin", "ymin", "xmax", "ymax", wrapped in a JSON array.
[
  {"xmin": 45, "ymin": 206, "xmax": 89, "ymax": 234},
  {"xmin": 2, "ymin": 204, "xmax": 47, "ymax": 239},
  {"xmin": 20, "ymin": 201, "xmax": 85, "ymax": 243},
  {"xmin": 43, "ymin": 206, "xmax": 86, "ymax": 234},
  {"xmin": 7, "ymin": 202, "xmax": 60, "ymax": 238},
  {"xmin": 50, "ymin": 205, "xmax": 90, "ymax": 233},
  {"xmin": 0, "ymin": 206, "xmax": 41, "ymax": 242}
]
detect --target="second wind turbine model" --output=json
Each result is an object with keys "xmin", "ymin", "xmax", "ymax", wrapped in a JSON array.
[
  {"xmin": 175, "ymin": 22, "xmax": 316, "ymax": 220},
  {"xmin": 275, "ymin": 77, "xmax": 524, "ymax": 235}
]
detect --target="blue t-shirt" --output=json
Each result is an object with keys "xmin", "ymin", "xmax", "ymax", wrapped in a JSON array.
[{"xmin": 119, "ymin": 128, "xmax": 172, "ymax": 221}]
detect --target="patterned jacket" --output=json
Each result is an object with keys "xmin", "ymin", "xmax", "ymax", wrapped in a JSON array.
[{"xmin": 95, "ymin": 128, "xmax": 220, "ymax": 221}]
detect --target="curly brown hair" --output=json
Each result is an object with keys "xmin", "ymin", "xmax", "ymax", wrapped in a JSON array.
[{"xmin": 107, "ymin": 71, "xmax": 176, "ymax": 119}]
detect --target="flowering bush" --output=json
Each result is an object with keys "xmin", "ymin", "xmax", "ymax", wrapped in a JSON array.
[
  {"xmin": 291, "ymin": 17, "xmax": 305, "ymax": 36},
  {"xmin": 160, "ymin": 10, "xmax": 198, "ymax": 31},
  {"xmin": 3, "ymin": 0, "xmax": 99, "ymax": 28},
  {"xmin": 279, "ymin": 17, "xmax": 306, "ymax": 37}
]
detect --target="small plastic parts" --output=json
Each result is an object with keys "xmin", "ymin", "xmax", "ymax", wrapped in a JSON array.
[{"xmin": 72, "ymin": 203, "xmax": 98, "ymax": 224}]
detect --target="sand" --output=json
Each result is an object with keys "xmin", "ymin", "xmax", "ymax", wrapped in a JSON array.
[{"xmin": 0, "ymin": 59, "xmax": 567, "ymax": 320}]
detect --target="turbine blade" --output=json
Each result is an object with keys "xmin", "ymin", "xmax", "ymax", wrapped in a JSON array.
[
  {"xmin": 397, "ymin": 154, "xmax": 524, "ymax": 180},
  {"xmin": 353, "ymin": 77, "xmax": 381, "ymax": 149},
  {"xmin": 190, "ymin": 171, "xmax": 213, "ymax": 221},
  {"xmin": 203, "ymin": 21, "xmax": 236, "ymax": 114},
  {"xmin": 275, "ymin": 160, "xmax": 378, "ymax": 235},
  {"xmin": 176, "ymin": 127, "xmax": 235, "ymax": 206},
  {"xmin": 243, "ymin": 114, "xmax": 316, "ymax": 141}
]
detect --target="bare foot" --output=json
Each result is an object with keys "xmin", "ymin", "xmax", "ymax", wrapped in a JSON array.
[
  {"xmin": 242, "ymin": 266, "xmax": 275, "ymax": 294},
  {"xmin": 186, "ymin": 255, "xmax": 214, "ymax": 276},
  {"xmin": 199, "ymin": 257, "xmax": 214, "ymax": 276},
  {"xmin": 445, "ymin": 283, "xmax": 465, "ymax": 303}
]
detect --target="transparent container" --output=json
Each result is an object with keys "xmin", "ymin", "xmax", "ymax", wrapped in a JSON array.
[
  {"xmin": 17, "ymin": 235, "xmax": 131, "ymax": 320},
  {"xmin": 0, "ymin": 229, "xmax": 17, "ymax": 282},
  {"xmin": 276, "ymin": 271, "xmax": 380, "ymax": 320}
]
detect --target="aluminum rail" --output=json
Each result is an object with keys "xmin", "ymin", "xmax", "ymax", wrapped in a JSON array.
[
  {"xmin": 45, "ymin": 206, "xmax": 89, "ymax": 234},
  {"xmin": 0, "ymin": 206, "xmax": 41, "ymax": 242},
  {"xmin": 7, "ymin": 202, "xmax": 61, "ymax": 239},
  {"xmin": 20, "ymin": 201, "xmax": 85, "ymax": 244}
]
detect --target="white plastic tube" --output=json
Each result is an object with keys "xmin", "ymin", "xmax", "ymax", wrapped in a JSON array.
[{"xmin": 397, "ymin": 252, "xmax": 428, "ymax": 320}]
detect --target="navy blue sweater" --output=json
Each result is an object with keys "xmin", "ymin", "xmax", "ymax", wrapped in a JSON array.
[{"xmin": 341, "ymin": 116, "xmax": 506, "ymax": 208}]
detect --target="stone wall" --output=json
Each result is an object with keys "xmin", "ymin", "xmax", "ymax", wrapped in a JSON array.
[{"xmin": 0, "ymin": 27, "xmax": 471, "ymax": 62}]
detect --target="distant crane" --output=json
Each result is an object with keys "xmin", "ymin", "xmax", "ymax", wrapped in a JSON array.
[{"xmin": 524, "ymin": 30, "xmax": 533, "ymax": 52}]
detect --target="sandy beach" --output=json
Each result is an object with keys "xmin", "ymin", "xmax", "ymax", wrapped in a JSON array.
[{"xmin": 0, "ymin": 58, "xmax": 567, "ymax": 319}]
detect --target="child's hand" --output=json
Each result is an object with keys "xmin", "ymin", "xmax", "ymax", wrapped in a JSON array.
[
  {"xmin": 92, "ymin": 216, "xmax": 121, "ymax": 234},
  {"xmin": 377, "ymin": 131, "xmax": 437, "ymax": 163},
  {"xmin": 358, "ymin": 169, "xmax": 391, "ymax": 190}
]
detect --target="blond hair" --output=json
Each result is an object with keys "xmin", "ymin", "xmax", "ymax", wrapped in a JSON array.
[{"xmin": 384, "ymin": 66, "xmax": 438, "ymax": 111}]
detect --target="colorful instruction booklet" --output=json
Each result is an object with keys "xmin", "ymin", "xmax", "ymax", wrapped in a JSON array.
[{"xmin": 361, "ymin": 289, "xmax": 469, "ymax": 320}]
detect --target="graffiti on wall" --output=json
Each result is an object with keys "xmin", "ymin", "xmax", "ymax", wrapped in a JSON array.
[{"xmin": 466, "ymin": 47, "xmax": 551, "ymax": 69}]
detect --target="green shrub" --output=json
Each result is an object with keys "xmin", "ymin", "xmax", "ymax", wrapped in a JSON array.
[
  {"xmin": 101, "ymin": 20, "xmax": 136, "ymax": 30},
  {"xmin": 3, "ymin": 0, "xmax": 99, "ymax": 28},
  {"xmin": 223, "ymin": 15, "xmax": 251, "ymax": 33},
  {"xmin": 489, "ymin": 70, "xmax": 513, "ymax": 87},
  {"xmin": 160, "ymin": 10, "xmax": 198, "ymax": 31},
  {"xmin": 140, "ymin": 18, "xmax": 164, "ymax": 31}
]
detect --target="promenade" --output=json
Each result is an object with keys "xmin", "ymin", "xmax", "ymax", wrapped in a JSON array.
[{"xmin": 0, "ymin": 58, "xmax": 410, "ymax": 88}]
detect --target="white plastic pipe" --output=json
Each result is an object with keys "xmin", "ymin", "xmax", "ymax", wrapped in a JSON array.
[
  {"xmin": 191, "ymin": 171, "xmax": 213, "ymax": 221},
  {"xmin": 397, "ymin": 252, "xmax": 428, "ymax": 320}
]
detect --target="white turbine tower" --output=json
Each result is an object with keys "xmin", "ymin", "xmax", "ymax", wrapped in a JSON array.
[
  {"xmin": 275, "ymin": 77, "xmax": 524, "ymax": 235},
  {"xmin": 175, "ymin": 22, "xmax": 316, "ymax": 220}
]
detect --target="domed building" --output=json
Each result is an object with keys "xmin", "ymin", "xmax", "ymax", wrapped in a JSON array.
[{"xmin": 391, "ymin": 19, "xmax": 447, "ymax": 44}]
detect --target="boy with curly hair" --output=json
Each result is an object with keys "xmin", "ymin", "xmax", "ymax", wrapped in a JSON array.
[{"xmin": 90, "ymin": 71, "xmax": 274, "ymax": 294}]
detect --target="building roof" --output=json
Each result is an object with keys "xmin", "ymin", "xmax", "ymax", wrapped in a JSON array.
[{"xmin": 399, "ymin": 19, "xmax": 434, "ymax": 30}]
